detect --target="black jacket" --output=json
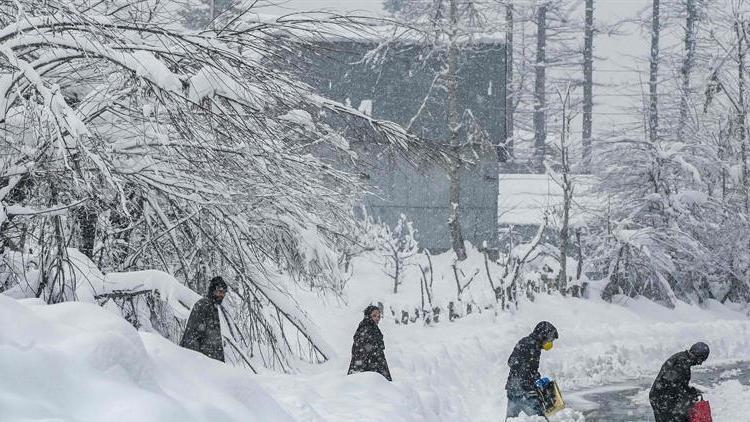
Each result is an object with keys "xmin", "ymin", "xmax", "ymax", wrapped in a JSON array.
[
  {"xmin": 505, "ymin": 322, "xmax": 557, "ymax": 395},
  {"xmin": 180, "ymin": 297, "xmax": 225, "ymax": 362},
  {"xmin": 347, "ymin": 317, "xmax": 392, "ymax": 381},
  {"xmin": 650, "ymin": 351, "xmax": 699, "ymax": 409},
  {"xmin": 505, "ymin": 333, "xmax": 542, "ymax": 394}
]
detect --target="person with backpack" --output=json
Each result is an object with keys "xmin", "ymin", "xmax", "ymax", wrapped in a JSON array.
[
  {"xmin": 649, "ymin": 342, "xmax": 710, "ymax": 422},
  {"xmin": 505, "ymin": 321, "xmax": 559, "ymax": 419}
]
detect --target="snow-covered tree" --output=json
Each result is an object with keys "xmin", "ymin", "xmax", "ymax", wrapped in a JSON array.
[
  {"xmin": 0, "ymin": 0, "xmax": 430, "ymax": 369},
  {"xmin": 379, "ymin": 0, "xmax": 504, "ymax": 262},
  {"xmin": 586, "ymin": 0, "xmax": 750, "ymax": 306},
  {"xmin": 376, "ymin": 214, "xmax": 418, "ymax": 294},
  {"xmin": 547, "ymin": 86, "xmax": 577, "ymax": 294},
  {"xmin": 582, "ymin": 0, "xmax": 594, "ymax": 171}
]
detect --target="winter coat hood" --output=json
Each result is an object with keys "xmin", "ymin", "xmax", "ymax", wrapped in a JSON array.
[
  {"xmin": 208, "ymin": 276, "xmax": 227, "ymax": 305},
  {"xmin": 531, "ymin": 321, "xmax": 559, "ymax": 344}
]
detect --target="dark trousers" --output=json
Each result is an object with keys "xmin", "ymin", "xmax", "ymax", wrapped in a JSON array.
[
  {"xmin": 506, "ymin": 392, "xmax": 545, "ymax": 420},
  {"xmin": 650, "ymin": 398, "xmax": 690, "ymax": 422}
]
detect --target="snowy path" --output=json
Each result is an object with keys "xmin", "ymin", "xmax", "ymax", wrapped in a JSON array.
[
  {"xmin": 270, "ymin": 283, "xmax": 750, "ymax": 421},
  {"xmin": 568, "ymin": 361, "xmax": 750, "ymax": 421}
]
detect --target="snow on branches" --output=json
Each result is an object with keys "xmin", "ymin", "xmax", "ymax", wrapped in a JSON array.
[{"xmin": 0, "ymin": 0, "xmax": 429, "ymax": 370}]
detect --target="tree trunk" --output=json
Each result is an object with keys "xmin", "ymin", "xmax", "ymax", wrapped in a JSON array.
[
  {"xmin": 534, "ymin": 3, "xmax": 547, "ymax": 173},
  {"xmin": 502, "ymin": 1, "xmax": 515, "ymax": 163},
  {"xmin": 447, "ymin": 0, "xmax": 467, "ymax": 260},
  {"xmin": 77, "ymin": 205, "xmax": 98, "ymax": 259},
  {"xmin": 648, "ymin": 0, "xmax": 660, "ymax": 143},
  {"xmin": 393, "ymin": 255, "xmax": 400, "ymax": 294},
  {"xmin": 678, "ymin": 0, "xmax": 698, "ymax": 142},
  {"xmin": 737, "ymin": 19, "xmax": 749, "ymax": 212},
  {"xmin": 558, "ymin": 89, "xmax": 572, "ymax": 295},
  {"xmin": 574, "ymin": 228, "xmax": 583, "ymax": 297},
  {"xmin": 0, "ymin": 174, "xmax": 32, "ymax": 254},
  {"xmin": 559, "ymin": 196, "xmax": 569, "ymax": 293},
  {"xmin": 582, "ymin": 0, "xmax": 594, "ymax": 171}
]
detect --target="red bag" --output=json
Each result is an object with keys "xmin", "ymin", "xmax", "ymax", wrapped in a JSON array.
[{"xmin": 689, "ymin": 399, "xmax": 713, "ymax": 422}]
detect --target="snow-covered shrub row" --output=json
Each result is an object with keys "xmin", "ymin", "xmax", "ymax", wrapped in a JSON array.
[{"xmin": 348, "ymin": 230, "xmax": 588, "ymax": 326}]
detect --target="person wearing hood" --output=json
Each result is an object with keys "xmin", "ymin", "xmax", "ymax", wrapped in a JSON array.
[
  {"xmin": 347, "ymin": 305, "xmax": 392, "ymax": 381},
  {"xmin": 649, "ymin": 342, "xmax": 710, "ymax": 422},
  {"xmin": 505, "ymin": 321, "xmax": 559, "ymax": 419},
  {"xmin": 180, "ymin": 276, "xmax": 227, "ymax": 362}
]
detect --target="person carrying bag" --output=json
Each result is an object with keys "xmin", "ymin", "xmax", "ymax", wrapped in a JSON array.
[{"xmin": 689, "ymin": 394, "xmax": 713, "ymax": 422}]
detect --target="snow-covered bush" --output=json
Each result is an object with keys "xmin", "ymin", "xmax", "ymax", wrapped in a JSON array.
[
  {"xmin": 591, "ymin": 136, "xmax": 750, "ymax": 307},
  {"xmin": 350, "ymin": 237, "xmax": 585, "ymax": 325}
]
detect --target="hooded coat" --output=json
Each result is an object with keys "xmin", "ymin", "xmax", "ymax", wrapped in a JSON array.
[
  {"xmin": 180, "ymin": 296, "xmax": 225, "ymax": 362},
  {"xmin": 505, "ymin": 321, "xmax": 558, "ymax": 395},
  {"xmin": 649, "ymin": 351, "xmax": 701, "ymax": 422},
  {"xmin": 347, "ymin": 316, "xmax": 392, "ymax": 381}
]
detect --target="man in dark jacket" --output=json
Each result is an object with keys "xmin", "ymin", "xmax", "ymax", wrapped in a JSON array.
[
  {"xmin": 649, "ymin": 342, "xmax": 710, "ymax": 422},
  {"xmin": 180, "ymin": 276, "xmax": 227, "ymax": 362},
  {"xmin": 505, "ymin": 321, "xmax": 559, "ymax": 419},
  {"xmin": 347, "ymin": 305, "xmax": 392, "ymax": 381}
]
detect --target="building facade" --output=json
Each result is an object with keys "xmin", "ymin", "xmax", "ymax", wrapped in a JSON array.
[{"xmin": 301, "ymin": 40, "xmax": 506, "ymax": 252}]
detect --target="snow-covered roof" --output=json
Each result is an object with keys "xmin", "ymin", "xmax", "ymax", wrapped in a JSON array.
[{"xmin": 498, "ymin": 173, "xmax": 602, "ymax": 226}]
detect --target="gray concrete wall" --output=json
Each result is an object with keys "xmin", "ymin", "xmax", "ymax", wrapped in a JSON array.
[{"xmin": 301, "ymin": 41, "xmax": 505, "ymax": 252}]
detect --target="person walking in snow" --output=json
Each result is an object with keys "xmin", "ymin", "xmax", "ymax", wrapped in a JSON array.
[
  {"xmin": 505, "ymin": 321, "xmax": 559, "ymax": 420},
  {"xmin": 649, "ymin": 342, "xmax": 710, "ymax": 422},
  {"xmin": 347, "ymin": 305, "xmax": 392, "ymax": 381},
  {"xmin": 180, "ymin": 276, "xmax": 227, "ymax": 362}
]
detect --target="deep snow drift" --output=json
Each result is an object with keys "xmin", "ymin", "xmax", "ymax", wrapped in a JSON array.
[{"xmin": 0, "ymin": 295, "xmax": 292, "ymax": 422}]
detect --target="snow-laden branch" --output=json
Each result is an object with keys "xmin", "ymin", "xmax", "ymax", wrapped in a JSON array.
[{"xmin": 0, "ymin": 0, "xmax": 435, "ymax": 369}]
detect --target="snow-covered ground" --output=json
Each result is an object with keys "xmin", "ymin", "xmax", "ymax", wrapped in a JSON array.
[
  {"xmin": 0, "ymin": 295, "xmax": 293, "ymax": 422},
  {"xmin": 710, "ymin": 380, "xmax": 750, "ymax": 420},
  {"xmin": 255, "ymin": 253, "xmax": 750, "ymax": 421},
  {"xmin": 4, "ymin": 250, "xmax": 749, "ymax": 422},
  {"xmin": 626, "ymin": 370, "xmax": 750, "ymax": 421}
]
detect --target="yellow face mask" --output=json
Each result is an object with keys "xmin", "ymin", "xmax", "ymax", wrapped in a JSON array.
[{"xmin": 543, "ymin": 341, "xmax": 554, "ymax": 351}]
